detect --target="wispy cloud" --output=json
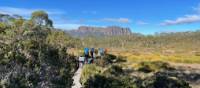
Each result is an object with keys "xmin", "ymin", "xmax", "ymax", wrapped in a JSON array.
[
  {"xmin": 99, "ymin": 18, "xmax": 131, "ymax": 23},
  {"xmin": 160, "ymin": 3, "xmax": 200, "ymax": 26},
  {"xmin": 54, "ymin": 23, "xmax": 82, "ymax": 29},
  {"xmin": 0, "ymin": 6, "xmax": 66, "ymax": 17},
  {"xmin": 160, "ymin": 15, "xmax": 200, "ymax": 26},
  {"xmin": 136, "ymin": 21, "xmax": 149, "ymax": 25},
  {"xmin": 193, "ymin": 3, "xmax": 200, "ymax": 14},
  {"xmin": 53, "ymin": 18, "xmax": 132, "ymax": 29}
]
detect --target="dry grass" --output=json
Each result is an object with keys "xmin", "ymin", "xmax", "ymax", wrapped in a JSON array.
[{"xmin": 111, "ymin": 50, "xmax": 200, "ymax": 64}]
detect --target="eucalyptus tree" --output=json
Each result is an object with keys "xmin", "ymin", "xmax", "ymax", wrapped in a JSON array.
[{"xmin": 31, "ymin": 10, "xmax": 53, "ymax": 27}]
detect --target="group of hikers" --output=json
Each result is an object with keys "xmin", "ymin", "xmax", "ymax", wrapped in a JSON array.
[{"xmin": 78, "ymin": 48, "xmax": 107, "ymax": 67}]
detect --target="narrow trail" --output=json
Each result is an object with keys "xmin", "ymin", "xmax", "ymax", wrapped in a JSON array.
[{"xmin": 72, "ymin": 66, "xmax": 82, "ymax": 88}]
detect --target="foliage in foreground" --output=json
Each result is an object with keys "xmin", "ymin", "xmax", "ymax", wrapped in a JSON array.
[
  {"xmin": 139, "ymin": 73, "xmax": 191, "ymax": 88},
  {"xmin": 81, "ymin": 64, "xmax": 137, "ymax": 88},
  {"xmin": 80, "ymin": 64, "xmax": 102, "ymax": 85},
  {"xmin": 81, "ymin": 54, "xmax": 191, "ymax": 88},
  {"xmin": 0, "ymin": 11, "xmax": 79, "ymax": 88}
]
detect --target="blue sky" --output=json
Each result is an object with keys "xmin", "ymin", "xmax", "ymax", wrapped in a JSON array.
[{"xmin": 1, "ymin": 0, "xmax": 200, "ymax": 34}]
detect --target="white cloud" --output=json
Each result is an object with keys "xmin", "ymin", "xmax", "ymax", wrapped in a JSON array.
[
  {"xmin": 160, "ymin": 15, "xmax": 200, "ymax": 26},
  {"xmin": 160, "ymin": 3, "xmax": 200, "ymax": 26},
  {"xmin": 136, "ymin": 21, "xmax": 149, "ymax": 25},
  {"xmin": 100, "ymin": 18, "xmax": 131, "ymax": 23},
  {"xmin": 0, "ymin": 6, "xmax": 65, "ymax": 17}
]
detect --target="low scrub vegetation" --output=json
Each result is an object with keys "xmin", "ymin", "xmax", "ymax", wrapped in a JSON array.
[
  {"xmin": 81, "ymin": 64, "xmax": 137, "ymax": 88},
  {"xmin": 138, "ymin": 73, "xmax": 191, "ymax": 88},
  {"xmin": 134, "ymin": 61, "xmax": 174, "ymax": 73},
  {"xmin": 81, "ymin": 54, "xmax": 191, "ymax": 88},
  {"xmin": 80, "ymin": 64, "xmax": 102, "ymax": 85}
]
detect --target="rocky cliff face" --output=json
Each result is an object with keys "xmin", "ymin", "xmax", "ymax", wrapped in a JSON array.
[{"xmin": 67, "ymin": 26, "xmax": 132, "ymax": 36}]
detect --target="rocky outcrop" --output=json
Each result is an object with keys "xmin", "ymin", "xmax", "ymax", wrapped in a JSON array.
[{"xmin": 67, "ymin": 26, "xmax": 132, "ymax": 37}]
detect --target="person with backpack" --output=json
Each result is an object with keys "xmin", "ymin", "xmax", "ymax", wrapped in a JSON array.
[
  {"xmin": 89, "ymin": 48, "xmax": 95, "ymax": 63},
  {"xmin": 104, "ymin": 48, "xmax": 108, "ymax": 55},
  {"xmin": 90, "ymin": 48, "xmax": 95, "ymax": 58},
  {"xmin": 78, "ymin": 56, "xmax": 85, "ymax": 67},
  {"xmin": 94, "ymin": 48, "xmax": 98, "ymax": 56},
  {"xmin": 84, "ymin": 48, "xmax": 89, "ymax": 63},
  {"xmin": 99, "ymin": 48, "xmax": 104, "ymax": 57}
]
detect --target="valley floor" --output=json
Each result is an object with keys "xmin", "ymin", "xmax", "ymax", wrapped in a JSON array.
[{"xmin": 109, "ymin": 49, "xmax": 200, "ymax": 88}]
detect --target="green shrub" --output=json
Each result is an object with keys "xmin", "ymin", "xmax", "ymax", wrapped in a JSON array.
[
  {"xmin": 139, "ymin": 74, "xmax": 191, "ymax": 88},
  {"xmin": 82, "ymin": 64, "xmax": 137, "ymax": 88},
  {"xmin": 95, "ymin": 58, "xmax": 107, "ymax": 67},
  {"xmin": 0, "ymin": 21, "xmax": 77, "ymax": 88},
  {"xmin": 84, "ymin": 74, "xmax": 137, "ymax": 88},
  {"xmin": 94, "ymin": 54, "xmax": 116, "ymax": 67},
  {"xmin": 103, "ymin": 65, "xmax": 123, "ymax": 77},
  {"xmin": 135, "ymin": 61, "xmax": 174, "ymax": 73},
  {"xmin": 95, "ymin": 54, "xmax": 125, "ymax": 67},
  {"xmin": 80, "ymin": 64, "xmax": 102, "ymax": 85}
]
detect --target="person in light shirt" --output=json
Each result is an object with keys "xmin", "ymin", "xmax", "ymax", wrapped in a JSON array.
[{"xmin": 78, "ymin": 56, "xmax": 85, "ymax": 67}]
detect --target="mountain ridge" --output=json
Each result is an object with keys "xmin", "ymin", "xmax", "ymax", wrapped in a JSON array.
[{"xmin": 67, "ymin": 26, "xmax": 132, "ymax": 37}]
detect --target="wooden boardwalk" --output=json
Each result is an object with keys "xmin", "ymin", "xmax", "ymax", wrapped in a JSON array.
[{"xmin": 72, "ymin": 66, "xmax": 82, "ymax": 88}]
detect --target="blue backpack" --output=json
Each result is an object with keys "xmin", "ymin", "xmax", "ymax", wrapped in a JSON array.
[
  {"xmin": 91, "ymin": 48, "xmax": 95, "ymax": 52},
  {"xmin": 84, "ymin": 48, "xmax": 89, "ymax": 55}
]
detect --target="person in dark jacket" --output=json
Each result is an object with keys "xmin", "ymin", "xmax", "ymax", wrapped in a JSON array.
[
  {"xmin": 90, "ymin": 48, "xmax": 95, "ymax": 58},
  {"xmin": 84, "ymin": 48, "xmax": 89, "ymax": 63},
  {"xmin": 90, "ymin": 48, "xmax": 95, "ymax": 63}
]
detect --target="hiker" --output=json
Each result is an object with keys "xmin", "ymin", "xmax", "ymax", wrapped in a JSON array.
[
  {"xmin": 78, "ymin": 56, "xmax": 85, "ymax": 67},
  {"xmin": 89, "ymin": 48, "xmax": 95, "ymax": 63},
  {"xmin": 104, "ymin": 48, "xmax": 108, "ymax": 55},
  {"xmin": 75, "ymin": 56, "xmax": 79, "ymax": 70},
  {"xmin": 87, "ymin": 57, "xmax": 93, "ymax": 64},
  {"xmin": 99, "ymin": 48, "xmax": 104, "ymax": 56},
  {"xmin": 98, "ymin": 48, "xmax": 101, "ymax": 56},
  {"xmin": 84, "ymin": 48, "xmax": 89, "ymax": 63},
  {"xmin": 90, "ymin": 48, "xmax": 95, "ymax": 58},
  {"xmin": 94, "ymin": 48, "xmax": 98, "ymax": 57}
]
